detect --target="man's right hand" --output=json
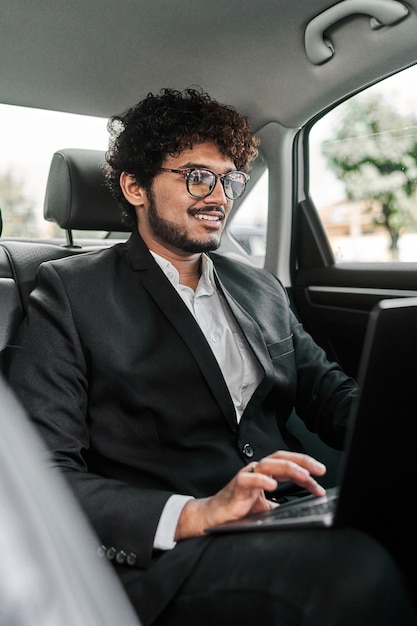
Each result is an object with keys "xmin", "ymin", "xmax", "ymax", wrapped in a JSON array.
[{"xmin": 174, "ymin": 450, "xmax": 326, "ymax": 540}]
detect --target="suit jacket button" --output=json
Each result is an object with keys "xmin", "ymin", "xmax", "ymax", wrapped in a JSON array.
[
  {"xmin": 106, "ymin": 547, "xmax": 117, "ymax": 560},
  {"xmin": 116, "ymin": 550, "xmax": 127, "ymax": 564},
  {"xmin": 242, "ymin": 443, "xmax": 254, "ymax": 458},
  {"xmin": 97, "ymin": 545, "xmax": 107, "ymax": 558},
  {"xmin": 127, "ymin": 552, "xmax": 137, "ymax": 566}
]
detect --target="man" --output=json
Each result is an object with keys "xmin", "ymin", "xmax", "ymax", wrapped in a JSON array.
[{"xmin": 6, "ymin": 88, "xmax": 416, "ymax": 625}]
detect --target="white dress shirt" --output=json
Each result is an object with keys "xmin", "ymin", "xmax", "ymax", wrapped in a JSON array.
[{"xmin": 150, "ymin": 251, "xmax": 263, "ymax": 550}]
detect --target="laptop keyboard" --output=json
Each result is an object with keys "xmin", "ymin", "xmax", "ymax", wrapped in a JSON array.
[
  {"xmin": 271, "ymin": 494, "xmax": 337, "ymax": 520},
  {"xmin": 256, "ymin": 487, "xmax": 340, "ymax": 525},
  {"xmin": 205, "ymin": 486, "xmax": 340, "ymax": 533}
]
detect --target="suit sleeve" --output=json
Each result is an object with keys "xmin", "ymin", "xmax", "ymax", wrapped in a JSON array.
[
  {"xmin": 6, "ymin": 262, "xmax": 172, "ymax": 569},
  {"xmin": 290, "ymin": 309, "xmax": 359, "ymax": 449}
]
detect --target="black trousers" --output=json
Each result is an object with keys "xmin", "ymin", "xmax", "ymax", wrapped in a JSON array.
[{"xmin": 119, "ymin": 528, "xmax": 417, "ymax": 626}]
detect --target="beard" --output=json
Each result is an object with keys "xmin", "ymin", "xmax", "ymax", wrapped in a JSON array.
[{"xmin": 147, "ymin": 187, "xmax": 223, "ymax": 253}]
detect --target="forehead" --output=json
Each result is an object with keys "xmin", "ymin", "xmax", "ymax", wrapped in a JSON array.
[{"xmin": 162, "ymin": 141, "xmax": 235, "ymax": 171}]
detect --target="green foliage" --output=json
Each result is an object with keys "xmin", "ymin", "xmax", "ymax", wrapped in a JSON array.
[{"xmin": 322, "ymin": 95, "xmax": 417, "ymax": 252}]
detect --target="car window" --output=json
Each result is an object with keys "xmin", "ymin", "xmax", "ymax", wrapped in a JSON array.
[
  {"xmin": 0, "ymin": 104, "xmax": 108, "ymax": 239},
  {"xmin": 228, "ymin": 166, "xmax": 268, "ymax": 267},
  {"xmin": 309, "ymin": 64, "xmax": 417, "ymax": 263}
]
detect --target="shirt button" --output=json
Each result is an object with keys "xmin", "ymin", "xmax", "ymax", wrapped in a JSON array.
[
  {"xmin": 211, "ymin": 333, "xmax": 219, "ymax": 342},
  {"xmin": 242, "ymin": 443, "xmax": 254, "ymax": 458}
]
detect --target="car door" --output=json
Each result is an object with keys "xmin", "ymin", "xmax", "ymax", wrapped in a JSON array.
[{"xmin": 292, "ymin": 64, "xmax": 417, "ymax": 381}]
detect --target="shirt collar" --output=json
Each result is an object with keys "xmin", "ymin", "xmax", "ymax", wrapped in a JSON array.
[{"xmin": 149, "ymin": 251, "xmax": 216, "ymax": 295}]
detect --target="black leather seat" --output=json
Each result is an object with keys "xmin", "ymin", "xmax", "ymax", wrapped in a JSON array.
[{"xmin": 0, "ymin": 148, "xmax": 130, "ymax": 352}]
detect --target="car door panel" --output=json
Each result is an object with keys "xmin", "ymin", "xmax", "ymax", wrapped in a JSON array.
[{"xmin": 291, "ymin": 199, "xmax": 417, "ymax": 379}]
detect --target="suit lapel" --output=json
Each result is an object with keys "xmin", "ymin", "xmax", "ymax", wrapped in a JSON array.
[
  {"xmin": 126, "ymin": 232, "xmax": 237, "ymax": 430},
  {"xmin": 213, "ymin": 269, "xmax": 274, "ymax": 400}
]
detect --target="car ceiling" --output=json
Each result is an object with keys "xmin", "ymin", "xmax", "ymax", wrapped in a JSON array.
[{"xmin": 2, "ymin": 0, "xmax": 417, "ymax": 133}]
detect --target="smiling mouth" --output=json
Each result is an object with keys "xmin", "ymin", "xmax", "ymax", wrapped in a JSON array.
[
  {"xmin": 195, "ymin": 213, "xmax": 222, "ymax": 222},
  {"xmin": 190, "ymin": 208, "xmax": 225, "ymax": 224}
]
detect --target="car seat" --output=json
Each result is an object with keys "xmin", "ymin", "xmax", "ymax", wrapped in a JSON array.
[{"xmin": 0, "ymin": 148, "xmax": 129, "ymax": 352}]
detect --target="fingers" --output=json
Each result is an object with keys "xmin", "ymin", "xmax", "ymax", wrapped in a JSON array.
[
  {"xmin": 238, "ymin": 462, "xmax": 277, "ymax": 491},
  {"xmin": 243, "ymin": 451, "xmax": 327, "ymax": 497},
  {"xmin": 204, "ymin": 451, "xmax": 326, "ymax": 531},
  {"xmin": 261, "ymin": 450, "xmax": 326, "ymax": 476}
]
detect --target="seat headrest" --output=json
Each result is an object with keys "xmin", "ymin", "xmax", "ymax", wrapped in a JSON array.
[{"xmin": 43, "ymin": 148, "xmax": 130, "ymax": 232}]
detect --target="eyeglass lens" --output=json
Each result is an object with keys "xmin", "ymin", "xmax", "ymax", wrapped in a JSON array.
[{"xmin": 187, "ymin": 169, "xmax": 247, "ymax": 200}]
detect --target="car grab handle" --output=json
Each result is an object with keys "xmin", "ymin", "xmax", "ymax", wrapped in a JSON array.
[{"xmin": 305, "ymin": 0, "xmax": 410, "ymax": 65}]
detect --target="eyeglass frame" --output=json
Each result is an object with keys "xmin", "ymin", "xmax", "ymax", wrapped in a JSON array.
[{"xmin": 159, "ymin": 167, "xmax": 250, "ymax": 200}]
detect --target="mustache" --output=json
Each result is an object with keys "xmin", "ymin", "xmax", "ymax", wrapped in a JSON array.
[{"xmin": 188, "ymin": 206, "xmax": 226, "ymax": 218}]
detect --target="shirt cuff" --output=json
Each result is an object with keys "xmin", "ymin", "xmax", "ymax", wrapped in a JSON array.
[{"xmin": 153, "ymin": 494, "xmax": 194, "ymax": 551}]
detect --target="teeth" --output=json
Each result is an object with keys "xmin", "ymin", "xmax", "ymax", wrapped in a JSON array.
[{"xmin": 195, "ymin": 214, "xmax": 219, "ymax": 221}]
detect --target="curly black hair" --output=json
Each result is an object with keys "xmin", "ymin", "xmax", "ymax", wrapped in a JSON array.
[{"xmin": 105, "ymin": 87, "xmax": 259, "ymax": 227}]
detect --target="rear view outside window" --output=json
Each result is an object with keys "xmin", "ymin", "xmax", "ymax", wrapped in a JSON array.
[
  {"xmin": 229, "ymin": 169, "xmax": 268, "ymax": 267},
  {"xmin": 309, "ymin": 64, "xmax": 417, "ymax": 263},
  {"xmin": 0, "ymin": 105, "xmax": 107, "ymax": 239}
]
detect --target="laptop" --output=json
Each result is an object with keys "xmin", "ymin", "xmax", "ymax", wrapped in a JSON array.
[{"xmin": 206, "ymin": 296, "xmax": 417, "ymax": 540}]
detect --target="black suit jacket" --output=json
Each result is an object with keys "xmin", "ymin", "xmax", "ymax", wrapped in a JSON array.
[{"xmin": 7, "ymin": 230, "xmax": 357, "ymax": 571}]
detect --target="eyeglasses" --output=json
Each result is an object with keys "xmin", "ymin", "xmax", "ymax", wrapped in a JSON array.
[{"xmin": 159, "ymin": 167, "xmax": 249, "ymax": 200}]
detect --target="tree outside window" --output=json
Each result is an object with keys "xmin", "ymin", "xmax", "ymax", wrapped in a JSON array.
[{"xmin": 321, "ymin": 95, "xmax": 417, "ymax": 260}]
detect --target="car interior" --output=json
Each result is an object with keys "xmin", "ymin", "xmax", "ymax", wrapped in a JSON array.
[{"xmin": 1, "ymin": 0, "xmax": 417, "ymax": 621}]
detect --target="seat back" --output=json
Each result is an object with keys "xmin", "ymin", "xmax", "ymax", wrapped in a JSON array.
[
  {"xmin": 0, "ymin": 148, "xmax": 130, "ymax": 352},
  {"xmin": 44, "ymin": 148, "xmax": 128, "ymax": 234},
  {"xmin": 0, "ymin": 242, "xmax": 87, "ymax": 351}
]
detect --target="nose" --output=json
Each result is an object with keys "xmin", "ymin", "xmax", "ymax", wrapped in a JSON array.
[{"xmin": 204, "ymin": 176, "xmax": 228, "ymax": 205}]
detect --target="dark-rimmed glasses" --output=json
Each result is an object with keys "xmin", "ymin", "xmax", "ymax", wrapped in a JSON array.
[{"xmin": 159, "ymin": 167, "xmax": 249, "ymax": 200}]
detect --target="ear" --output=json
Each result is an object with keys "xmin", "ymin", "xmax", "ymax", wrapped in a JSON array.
[{"xmin": 119, "ymin": 172, "xmax": 147, "ymax": 207}]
